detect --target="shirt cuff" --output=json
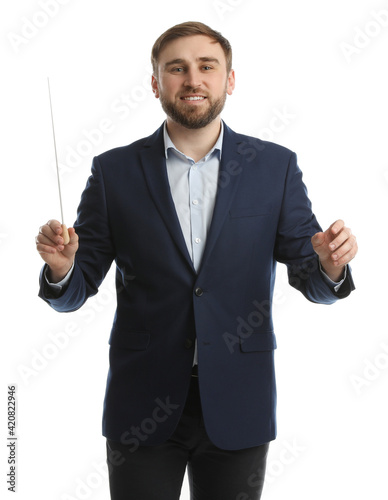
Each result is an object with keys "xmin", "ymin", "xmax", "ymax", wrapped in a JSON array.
[
  {"xmin": 44, "ymin": 262, "xmax": 74, "ymax": 291},
  {"xmin": 319, "ymin": 262, "xmax": 347, "ymax": 292}
]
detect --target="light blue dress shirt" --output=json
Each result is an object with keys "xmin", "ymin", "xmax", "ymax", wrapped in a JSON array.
[{"xmin": 164, "ymin": 121, "xmax": 223, "ymax": 272}]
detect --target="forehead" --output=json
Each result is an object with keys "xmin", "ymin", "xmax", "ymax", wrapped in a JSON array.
[{"xmin": 158, "ymin": 35, "xmax": 227, "ymax": 67}]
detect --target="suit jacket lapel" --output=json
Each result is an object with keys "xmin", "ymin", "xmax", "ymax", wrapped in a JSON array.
[
  {"xmin": 198, "ymin": 123, "xmax": 246, "ymax": 272},
  {"xmin": 139, "ymin": 125, "xmax": 196, "ymax": 272}
]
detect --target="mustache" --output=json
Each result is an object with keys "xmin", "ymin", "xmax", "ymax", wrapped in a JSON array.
[{"xmin": 178, "ymin": 90, "xmax": 209, "ymax": 98}]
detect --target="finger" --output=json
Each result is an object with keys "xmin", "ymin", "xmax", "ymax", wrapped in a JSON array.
[
  {"xmin": 46, "ymin": 219, "xmax": 63, "ymax": 235},
  {"xmin": 36, "ymin": 243, "xmax": 59, "ymax": 255},
  {"xmin": 331, "ymin": 236, "xmax": 357, "ymax": 263},
  {"xmin": 35, "ymin": 232, "xmax": 64, "ymax": 250},
  {"xmin": 311, "ymin": 231, "xmax": 324, "ymax": 244},
  {"xmin": 329, "ymin": 219, "xmax": 345, "ymax": 236},
  {"xmin": 57, "ymin": 227, "xmax": 78, "ymax": 258},
  {"xmin": 67, "ymin": 227, "xmax": 79, "ymax": 245},
  {"xmin": 37, "ymin": 226, "xmax": 65, "ymax": 247},
  {"xmin": 39, "ymin": 223, "xmax": 57, "ymax": 240},
  {"xmin": 331, "ymin": 245, "xmax": 358, "ymax": 267},
  {"xmin": 311, "ymin": 232, "xmax": 325, "ymax": 249},
  {"xmin": 311, "ymin": 232, "xmax": 333, "ymax": 262},
  {"xmin": 329, "ymin": 226, "xmax": 352, "ymax": 251}
]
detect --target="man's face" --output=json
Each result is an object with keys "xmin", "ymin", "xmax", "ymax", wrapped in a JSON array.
[{"xmin": 152, "ymin": 35, "xmax": 235, "ymax": 129}]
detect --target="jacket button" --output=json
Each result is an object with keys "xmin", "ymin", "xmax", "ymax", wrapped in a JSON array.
[
  {"xmin": 184, "ymin": 338, "xmax": 194, "ymax": 349},
  {"xmin": 195, "ymin": 287, "xmax": 203, "ymax": 297}
]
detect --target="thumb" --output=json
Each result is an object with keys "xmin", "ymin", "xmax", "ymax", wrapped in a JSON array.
[
  {"xmin": 62, "ymin": 227, "xmax": 79, "ymax": 259},
  {"xmin": 67, "ymin": 227, "xmax": 79, "ymax": 246},
  {"xmin": 311, "ymin": 231, "xmax": 325, "ymax": 249}
]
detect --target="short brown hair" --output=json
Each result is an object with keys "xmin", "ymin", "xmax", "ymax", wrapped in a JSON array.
[{"xmin": 151, "ymin": 21, "xmax": 232, "ymax": 76}]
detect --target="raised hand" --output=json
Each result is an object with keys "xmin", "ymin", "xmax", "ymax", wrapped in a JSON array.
[
  {"xmin": 311, "ymin": 219, "xmax": 358, "ymax": 282},
  {"xmin": 35, "ymin": 219, "xmax": 79, "ymax": 282}
]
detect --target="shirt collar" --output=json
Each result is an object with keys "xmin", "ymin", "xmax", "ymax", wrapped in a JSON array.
[{"xmin": 163, "ymin": 120, "xmax": 224, "ymax": 161}]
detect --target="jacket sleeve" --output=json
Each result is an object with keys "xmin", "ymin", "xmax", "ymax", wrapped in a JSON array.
[
  {"xmin": 38, "ymin": 156, "xmax": 116, "ymax": 312},
  {"xmin": 274, "ymin": 152, "xmax": 355, "ymax": 304}
]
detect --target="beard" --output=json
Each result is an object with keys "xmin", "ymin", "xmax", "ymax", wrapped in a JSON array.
[{"xmin": 159, "ymin": 88, "xmax": 227, "ymax": 130}]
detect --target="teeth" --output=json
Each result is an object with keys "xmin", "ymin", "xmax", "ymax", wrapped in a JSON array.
[{"xmin": 183, "ymin": 96, "xmax": 205, "ymax": 101}]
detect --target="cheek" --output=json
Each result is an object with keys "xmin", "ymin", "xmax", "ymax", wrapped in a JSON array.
[
  {"xmin": 161, "ymin": 82, "xmax": 181, "ymax": 98},
  {"xmin": 212, "ymin": 75, "xmax": 230, "ymax": 92}
]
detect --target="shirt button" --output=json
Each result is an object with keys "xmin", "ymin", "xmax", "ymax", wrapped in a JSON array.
[
  {"xmin": 195, "ymin": 238, "xmax": 201, "ymax": 244},
  {"xmin": 192, "ymin": 200, "xmax": 199, "ymax": 205},
  {"xmin": 195, "ymin": 288, "xmax": 203, "ymax": 297}
]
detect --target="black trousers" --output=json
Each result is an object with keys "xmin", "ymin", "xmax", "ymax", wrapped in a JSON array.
[{"xmin": 106, "ymin": 373, "xmax": 269, "ymax": 500}]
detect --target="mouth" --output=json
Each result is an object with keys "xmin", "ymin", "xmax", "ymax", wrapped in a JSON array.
[{"xmin": 180, "ymin": 95, "xmax": 207, "ymax": 102}]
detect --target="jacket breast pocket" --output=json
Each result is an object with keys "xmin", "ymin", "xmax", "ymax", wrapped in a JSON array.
[
  {"xmin": 239, "ymin": 332, "xmax": 277, "ymax": 353},
  {"xmin": 109, "ymin": 330, "xmax": 150, "ymax": 350},
  {"xmin": 229, "ymin": 204, "xmax": 272, "ymax": 218}
]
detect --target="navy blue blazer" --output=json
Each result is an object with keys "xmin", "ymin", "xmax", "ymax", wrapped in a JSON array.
[{"xmin": 39, "ymin": 122, "xmax": 354, "ymax": 450}]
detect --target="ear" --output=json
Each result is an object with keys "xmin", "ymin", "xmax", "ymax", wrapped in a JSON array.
[
  {"xmin": 226, "ymin": 69, "xmax": 235, "ymax": 96},
  {"xmin": 151, "ymin": 75, "xmax": 160, "ymax": 98}
]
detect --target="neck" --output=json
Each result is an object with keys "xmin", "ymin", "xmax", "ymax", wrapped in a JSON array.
[{"xmin": 166, "ymin": 117, "xmax": 222, "ymax": 163}]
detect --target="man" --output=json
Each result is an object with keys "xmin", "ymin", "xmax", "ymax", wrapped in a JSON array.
[{"xmin": 36, "ymin": 22, "xmax": 358, "ymax": 500}]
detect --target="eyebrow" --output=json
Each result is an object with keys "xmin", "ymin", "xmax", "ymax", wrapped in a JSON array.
[{"xmin": 164, "ymin": 57, "xmax": 221, "ymax": 69}]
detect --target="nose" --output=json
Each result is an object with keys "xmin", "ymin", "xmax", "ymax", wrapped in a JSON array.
[{"xmin": 184, "ymin": 67, "xmax": 202, "ymax": 89}]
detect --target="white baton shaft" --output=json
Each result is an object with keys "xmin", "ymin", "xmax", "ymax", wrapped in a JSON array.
[{"xmin": 47, "ymin": 77, "xmax": 70, "ymax": 245}]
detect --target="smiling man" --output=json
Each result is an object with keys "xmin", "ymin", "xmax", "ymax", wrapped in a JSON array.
[
  {"xmin": 153, "ymin": 34, "xmax": 234, "ymax": 134},
  {"xmin": 36, "ymin": 22, "xmax": 357, "ymax": 500}
]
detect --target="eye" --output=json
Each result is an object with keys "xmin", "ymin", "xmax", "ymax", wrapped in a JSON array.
[
  {"xmin": 202, "ymin": 66, "xmax": 213, "ymax": 71},
  {"xmin": 171, "ymin": 67, "xmax": 184, "ymax": 73}
]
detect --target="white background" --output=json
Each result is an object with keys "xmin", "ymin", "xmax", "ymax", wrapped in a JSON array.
[{"xmin": 1, "ymin": 0, "xmax": 388, "ymax": 498}]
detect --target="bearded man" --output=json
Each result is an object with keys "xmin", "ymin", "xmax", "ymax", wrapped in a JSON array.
[{"xmin": 36, "ymin": 21, "xmax": 357, "ymax": 500}]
